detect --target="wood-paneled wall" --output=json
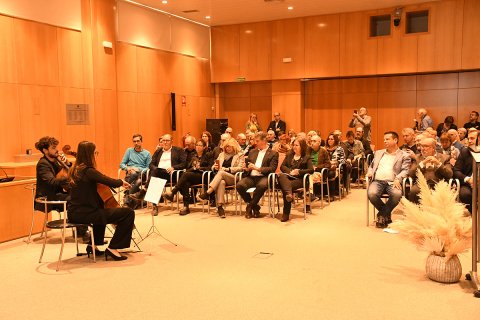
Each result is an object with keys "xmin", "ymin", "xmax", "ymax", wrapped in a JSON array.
[
  {"xmin": 219, "ymin": 71, "xmax": 480, "ymax": 150},
  {"xmin": 211, "ymin": 0, "xmax": 480, "ymax": 82},
  {"xmin": 0, "ymin": 0, "xmax": 214, "ymax": 177}
]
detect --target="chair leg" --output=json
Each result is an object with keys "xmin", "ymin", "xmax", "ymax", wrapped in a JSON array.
[{"xmin": 56, "ymin": 225, "xmax": 66, "ymax": 272}]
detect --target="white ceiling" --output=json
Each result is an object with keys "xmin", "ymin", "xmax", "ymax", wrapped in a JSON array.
[{"xmin": 127, "ymin": 0, "xmax": 439, "ymax": 26}]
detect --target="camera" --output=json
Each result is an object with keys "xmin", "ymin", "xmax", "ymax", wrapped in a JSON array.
[
  {"xmin": 394, "ymin": 17, "xmax": 401, "ymax": 27},
  {"xmin": 393, "ymin": 7, "xmax": 402, "ymax": 27}
]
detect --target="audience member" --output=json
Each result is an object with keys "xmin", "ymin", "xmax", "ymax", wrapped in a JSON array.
[
  {"xmin": 447, "ymin": 129, "xmax": 465, "ymax": 151},
  {"xmin": 236, "ymin": 132, "xmax": 278, "ymax": 219},
  {"xmin": 267, "ymin": 112, "xmax": 286, "ymax": 138},
  {"xmin": 163, "ymin": 139, "xmax": 214, "ymax": 216},
  {"xmin": 309, "ymin": 135, "xmax": 335, "ymax": 200},
  {"xmin": 458, "ymin": 127, "xmax": 468, "ymax": 146},
  {"xmin": 400, "ymin": 127, "xmax": 417, "ymax": 157},
  {"xmin": 130, "ymin": 134, "xmax": 186, "ymax": 215},
  {"xmin": 237, "ymin": 133, "xmax": 247, "ymax": 150},
  {"xmin": 349, "ymin": 107, "xmax": 372, "ymax": 142},
  {"xmin": 439, "ymin": 133, "xmax": 460, "ymax": 166},
  {"xmin": 436, "ymin": 116, "xmax": 457, "ymax": 137},
  {"xmin": 119, "ymin": 134, "xmax": 151, "ymax": 209},
  {"xmin": 414, "ymin": 108, "xmax": 433, "ymax": 132},
  {"xmin": 407, "ymin": 137, "xmax": 452, "ymax": 203},
  {"xmin": 201, "ymin": 131, "xmax": 215, "ymax": 152},
  {"xmin": 367, "ymin": 131, "xmax": 411, "ymax": 228},
  {"xmin": 355, "ymin": 127, "xmax": 373, "ymax": 158},
  {"xmin": 197, "ymin": 138, "xmax": 245, "ymax": 218},
  {"xmin": 342, "ymin": 130, "xmax": 365, "ymax": 182},
  {"xmin": 325, "ymin": 133, "xmax": 346, "ymax": 197},
  {"xmin": 277, "ymin": 138, "xmax": 314, "ymax": 221},
  {"xmin": 266, "ymin": 129, "xmax": 277, "ymax": 149},
  {"xmin": 453, "ymin": 129, "xmax": 479, "ymax": 213},
  {"xmin": 272, "ymin": 134, "xmax": 292, "ymax": 173},
  {"xmin": 463, "ymin": 111, "xmax": 480, "ymax": 130},
  {"xmin": 245, "ymin": 113, "xmax": 262, "ymax": 133}
]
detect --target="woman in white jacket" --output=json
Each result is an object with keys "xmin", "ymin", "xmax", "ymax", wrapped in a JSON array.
[{"xmin": 197, "ymin": 137, "xmax": 245, "ymax": 218}]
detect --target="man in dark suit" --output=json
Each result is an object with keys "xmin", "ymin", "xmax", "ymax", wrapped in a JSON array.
[
  {"xmin": 453, "ymin": 129, "xmax": 478, "ymax": 213},
  {"xmin": 236, "ymin": 132, "xmax": 279, "ymax": 219},
  {"xmin": 130, "ymin": 134, "xmax": 186, "ymax": 215},
  {"xmin": 267, "ymin": 112, "xmax": 286, "ymax": 138}
]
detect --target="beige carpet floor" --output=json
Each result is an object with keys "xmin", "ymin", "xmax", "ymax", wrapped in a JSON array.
[{"xmin": 0, "ymin": 189, "xmax": 478, "ymax": 320}]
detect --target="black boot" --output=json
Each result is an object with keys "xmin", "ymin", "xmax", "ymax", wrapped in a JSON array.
[{"xmin": 281, "ymin": 212, "xmax": 290, "ymax": 222}]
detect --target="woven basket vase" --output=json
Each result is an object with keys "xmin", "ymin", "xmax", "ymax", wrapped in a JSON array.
[{"xmin": 425, "ymin": 254, "xmax": 462, "ymax": 283}]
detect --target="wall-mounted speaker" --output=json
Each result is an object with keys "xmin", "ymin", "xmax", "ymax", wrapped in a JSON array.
[
  {"xmin": 206, "ymin": 119, "xmax": 228, "ymax": 146},
  {"xmin": 171, "ymin": 92, "xmax": 176, "ymax": 131}
]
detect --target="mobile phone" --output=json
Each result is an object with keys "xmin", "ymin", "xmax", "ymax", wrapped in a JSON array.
[{"xmin": 215, "ymin": 160, "xmax": 220, "ymax": 166}]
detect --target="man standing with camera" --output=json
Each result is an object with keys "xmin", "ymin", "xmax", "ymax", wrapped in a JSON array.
[{"xmin": 349, "ymin": 107, "xmax": 372, "ymax": 143}]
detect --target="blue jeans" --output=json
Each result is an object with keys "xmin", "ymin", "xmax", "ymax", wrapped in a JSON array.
[{"xmin": 367, "ymin": 180, "xmax": 402, "ymax": 219}]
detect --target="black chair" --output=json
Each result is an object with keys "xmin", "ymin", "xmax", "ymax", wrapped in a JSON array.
[{"xmin": 36, "ymin": 198, "xmax": 95, "ymax": 271}]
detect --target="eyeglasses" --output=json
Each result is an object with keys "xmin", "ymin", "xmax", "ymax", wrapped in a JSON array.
[{"xmin": 195, "ymin": 144, "xmax": 204, "ymax": 147}]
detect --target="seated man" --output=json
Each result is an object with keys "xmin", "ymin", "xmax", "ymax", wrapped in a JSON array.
[
  {"xmin": 355, "ymin": 127, "xmax": 373, "ymax": 158},
  {"xmin": 237, "ymin": 133, "xmax": 248, "ymax": 151},
  {"xmin": 236, "ymin": 132, "xmax": 278, "ymax": 219},
  {"xmin": 400, "ymin": 127, "xmax": 417, "ymax": 154},
  {"xmin": 35, "ymin": 136, "xmax": 88, "ymax": 240},
  {"xmin": 453, "ymin": 129, "xmax": 479, "ymax": 213},
  {"xmin": 120, "ymin": 134, "xmax": 151, "ymax": 209},
  {"xmin": 367, "ymin": 131, "xmax": 411, "ymax": 228},
  {"xmin": 309, "ymin": 135, "xmax": 334, "ymax": 200},
  {"xmin": 266, "ymin": 129, "xmax": 277, "ymax": 149},
  {"xmin": 458, "ymin": 127, "xmax": 468, "ymax": 146},
  {"xmin": 407, "ymin": 137, "xmax": 453, "ymax": 203},
  {"xmin": 342, "ymin": 130, "xmax": 365, "ymax": 182},
  {"xmin": 130, "ymin": 134, "xmax": 186, "ymax": 215}
]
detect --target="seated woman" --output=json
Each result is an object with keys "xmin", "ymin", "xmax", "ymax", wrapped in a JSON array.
[
  {"xmin": 197, "ymin": 137, "xmax": 245, "ymax": 218},
  {"xmin": 325, "ymin": 133, "xmax": 346, "ymax": 199},
  {"xmin": 201, "ymin": 131, "xmax": 215, "ymax": 153},
  {"xmin": 163, "ymin": 139, "xmax": 213, "ymax": 216},
  {"xmin": 277, "ymin": 138, "xmax": 314, "ymax": 222},
  {"xmin": 67, "ymin": 141, "xmax": 135, "ymax": 261}
]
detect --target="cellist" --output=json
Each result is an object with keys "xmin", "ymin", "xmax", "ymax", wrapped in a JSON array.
[{"xmin": 67, "ymin": 141, "xmax": 135, "ymax": 261}]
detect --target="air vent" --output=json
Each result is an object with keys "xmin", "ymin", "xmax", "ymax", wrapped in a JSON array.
[{"xmin": 182, "ymin": 10, "xmax": 199, "ymax": 13}]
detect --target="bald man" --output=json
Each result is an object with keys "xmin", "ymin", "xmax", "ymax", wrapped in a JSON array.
[{"xmin": 414, "ymin": 108, "xmax": 433, "ymax": 132}]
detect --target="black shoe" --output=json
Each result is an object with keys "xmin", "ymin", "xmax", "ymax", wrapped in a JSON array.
[
  {"xmin": 376, "ymin": 216, "xmax": 388, "ymax": 228},
  {"xmin": 130, "ymin": 188, "xmax": 146, "ymax": 201},
  {"xmin": 105, "ymin": 248, "xmax": 127, "ymax": 261},
  {"xmin": 280, "ymin": 213, "xmax": 289, "ymax": 222},
  {"xmin": 210, "ymin": 200, "xmax": 216, "ymax": 207},
  {"xmin": 305, "ymin": 205, "xmax": 312, "ymax": 214},
  {"xmin": 86, "ymin": 245, "xmax": 105, "ymax": 258},
  {"xmin": 253, "ymin": 205, "xmax": 261, "ymax": 218},
  {"xmin": 81, "ymin": 231, "xmax": 91, "ymax": 244},
  {"xmin": 179, "ymin": 207, "xmax": 190, "ymax": 216},
  {"xmin": 217, "ymin": 206, "xmax": 225, "ymax": 218},
  {"xmin": 197, "ymin": 192, "xmax": 210, "ymax": 202},
  {"xmin": 163, "ymin": 192, "xmax": 175, "ymax": 202},
  {"xmin": 245, "ymin": 203, "xmax": 252, "ymax": 219},
  {"xmin": 152, "ymin": 205, "xmax": 158, "ymax": 216}
]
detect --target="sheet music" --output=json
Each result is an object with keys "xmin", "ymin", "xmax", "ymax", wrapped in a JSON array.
[{"xmin": 144, "ymin": 177, "xmax": 167, "ymax": 205}]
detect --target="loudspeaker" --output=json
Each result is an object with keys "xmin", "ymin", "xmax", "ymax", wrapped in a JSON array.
[
  {"xmin": 206, "ymin": 119, "xmax": 228, "ymax": 146},
  {"xmin": 171, "ymin": 92, "xmax": 176, "ymax": 131}
]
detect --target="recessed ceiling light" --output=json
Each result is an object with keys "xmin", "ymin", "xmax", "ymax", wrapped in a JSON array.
[
  {"xmin": 205, "ymin": 16, "xmax": 211, "ymax": 19},
  {"xmin": 162, "ymin": 0, "xmax": 167, "ymax": 4},
  {"xmin": 288, "ymin": 6, "xmax": 293, "ymax": 10},
  {"xmin": 318, "ymin": 23, "xmax": 326, "ymax": 28}
]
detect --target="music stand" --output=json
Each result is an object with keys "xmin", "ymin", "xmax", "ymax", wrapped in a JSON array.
[
  {"xmin": 467, "ymin": 147, "xmax": 480, "ymax": 298},
  {"xmin": 138, "ymin": 177, "xmax": 177, "ymax": 247}
]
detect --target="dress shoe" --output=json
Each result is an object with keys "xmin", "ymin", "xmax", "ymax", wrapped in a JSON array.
[
  {"xmin": 197, "ymin": 192, "xmax": 210, "ymax": 202},
  {"xmin": 281, "ymin": 213, "xmax": 290, "ymax": 222},
  {"xmin": 86, "ymin": 245, "xmax": 105, "ymax": 258},
  {"xmin": 217, "ymin": 206, "xmax": 225, "ymax": 218},
  {"xmin": 105, "ymin": 248, "xmax": 127, "ymax": 261},
  {"xmin": 179, "ymin": 207, "xmax": 190, "ymax": 216},
  {"xmin": 245, "ymin": 203, "xmax": 253, "ymax": 219},
  {"xmin": 130, "ymin": 188, "xmax": 146, "ymax": 201},
  {"xmin": 81, "ymin": 231, "xmax": 91, "ymax": 244},
  {"xmin": 285, "ymin": 192, "xmax": 294, "ymax": 202},
  {"xmin": 163, "ymin": 191, "xmax": 175, "ymax": 202},
  {"xmin": 152, "ymin": 205, "xmax": 158, "ymax": 216},
  {"xmin": 253, "ymin": 205, "xmax": 261, "ymax": 218},
  {"xmin": 375, "ymin": 216, "xmax": 388, "ymax": 228}
]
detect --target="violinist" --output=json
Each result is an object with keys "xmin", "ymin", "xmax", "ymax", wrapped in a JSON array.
[
  {"xmin": 67, "ymin": 141, "xmax": 135, "ymax": 261},
  {"xmin": 34, "ymin": 136, "xmax": 71, "ymax": 211}
]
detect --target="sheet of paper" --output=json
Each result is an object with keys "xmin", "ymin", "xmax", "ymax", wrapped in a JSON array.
[{"xmin": 144, "ymin": 177, "xmax": 167, "ymax": 205}]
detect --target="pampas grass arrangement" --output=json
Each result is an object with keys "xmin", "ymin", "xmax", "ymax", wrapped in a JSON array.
[{"xmin": 390, "ymin": 171, "xmax": 472, "ymax": 261}]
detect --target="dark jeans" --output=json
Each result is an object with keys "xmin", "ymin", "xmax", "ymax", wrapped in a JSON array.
[
  {"xmin": 174, "ymin": 171, "xmax": 208, "ymax": 206},
  {"xmin": 459, "ymin": 184, "xmax": 472, "ymax": 213},
  {"xmin": 124, "ymin": 171, "xmax": 146, "ymax": 205},
  {"xmin": 236, "ymin": 175, "xmax": 269, "ymax": 206},
  {"xmin": 367, "ymin": 180, "xmax": 402, "ymax": 219},
  {"xmin": 277, "ymin": 174, "xmax": 305, "ymax": 214}
]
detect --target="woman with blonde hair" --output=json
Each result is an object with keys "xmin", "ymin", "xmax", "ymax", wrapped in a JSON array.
[
  {"xmin": 197, "ymin": 137, "xmax": 245, "ymax": 218},
  {"xmin": 245, "ymin": 113, "xmax": 262, "ymax": 133}
]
